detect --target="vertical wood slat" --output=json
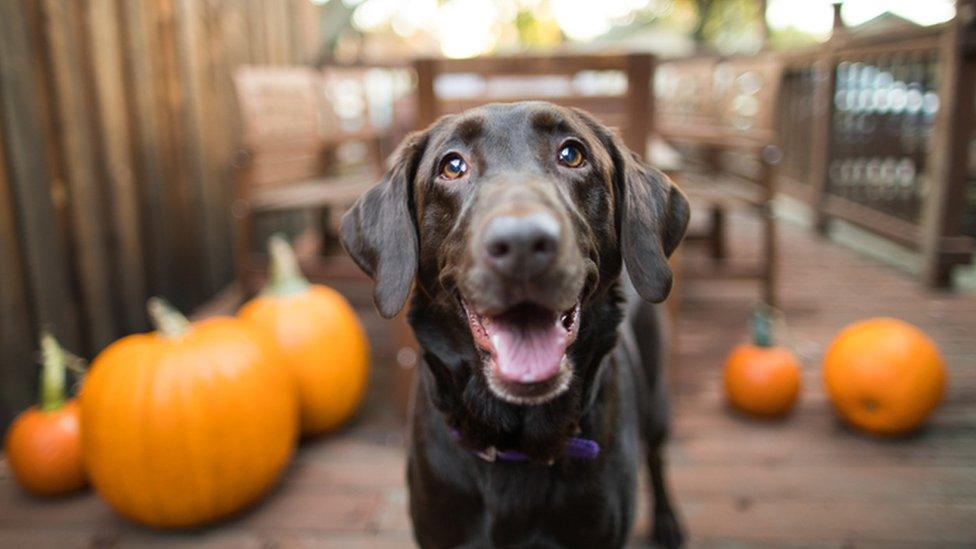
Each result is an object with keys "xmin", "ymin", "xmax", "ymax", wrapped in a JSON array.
[
  {"xmin": 41, "ymin": 0, "xmax": 118, "ymax": 349},
  {"xmin": 85, "ymin": 0, "xmax": 148, "ymax": 332},
  {"xmin": 265, "ymin": 1, "xmax": 284, "ymax": 64},
  {"xmin": 247, "ymin": 0, "xmax": 269, "ymax": 64},
  {"xmin": 210, "ymin": 0, "xmax": 250, "ymax": 254},
  {"xmin": 155, "ymin": 0, "xmax": 207, "ymax": 309},
  {"xmin": 201, "ymin": 0, "xmax": 238, "ymax": 289},
  {"xmin": 0, "ymin": 110, "xmax": 36, "ymax": 429},
  {"xmin": 0, "ymin": 0, "xmax": 82, "ymax": 350},
  {"xmin": 175, "ymin": 0, "xmax": 223, "ymax": 295},
  {"xmin": 117, "ymin": 0, "xmax": 178, "ymax": 304}
]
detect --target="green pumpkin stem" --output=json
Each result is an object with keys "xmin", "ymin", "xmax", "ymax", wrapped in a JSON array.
[
  {"xmin": 38, "ymin": 330, "xmax": 68, "ymax": 412},
  {"xmin": 263, "ymin": 233, "xmax": 311, "ymax": 298},
  {"xmin": 148, "ymin": 297, "xmax": 190, "ymax": 338},
  {"xmin": 751, "ymin": 303, "xmax": 774, "ymax": 348}
]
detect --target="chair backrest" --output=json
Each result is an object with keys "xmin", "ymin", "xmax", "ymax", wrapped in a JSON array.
[
  {"xmin": 235, "ymin": 64, "xmax": 410, "ymax": 188},
  {"xmin": 233, "ymin": 66, "xmax": 323, "ymax": 188},
  {"xmin": 656, "ymin": 54, "xmax": 784, "ymax": 148},
  {"xmin": 414, "ymin": 53, "xmax": 655, "ymax": 154},
  {"xmin": 318, "ymin": 66, "xmax": 384, "ymax": 144}
]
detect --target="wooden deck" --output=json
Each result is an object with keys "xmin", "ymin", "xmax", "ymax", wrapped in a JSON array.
[{"xmin": 1, "ymin": 210, "xmax": 975, "ymax": 547}]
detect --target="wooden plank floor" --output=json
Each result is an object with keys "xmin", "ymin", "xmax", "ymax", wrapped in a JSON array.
[{"xmin": 1, "ymin": 210, "xmax": 974, "ymax": 547}]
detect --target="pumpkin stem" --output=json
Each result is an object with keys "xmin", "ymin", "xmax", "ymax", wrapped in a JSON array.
[
  {"xmin": 38, "ymin": 330, "xmax": 68, "ymax": 412},
  {"xmin": 147, "ymin": 297, "xmax": 190, "ymax": 338},
  {"xmin": 751, "ymin": 303, "xmax": 774, "ymax": 348},
  {"xmin": 263, "ymin": 233, "xmax": 311, "ymax": 298}
]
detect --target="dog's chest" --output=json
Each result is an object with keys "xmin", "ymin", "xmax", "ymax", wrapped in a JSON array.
[{"xmin": 469, "ymin": 434, "xmax": 639, "ymax": 547}]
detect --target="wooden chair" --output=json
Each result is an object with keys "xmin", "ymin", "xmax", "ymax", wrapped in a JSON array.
[
  {"xmin": 231, "ymin": 65, "xmax": 388, "ymax": 293},
  {"xmin": 232, "ymin": 65, "xmax": 421, "ymax": 418},
  {"xmin": 656, "ymin": 54, "xmax": 784, "ymax": 306},
  {"xmin": 414, "ymin": 53, "xmax": 655, "ymax": 155}
]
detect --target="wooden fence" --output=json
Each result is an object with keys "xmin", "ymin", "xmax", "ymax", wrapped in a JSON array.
[
  {"xmin": 0, "ymin": 0, "xmax": 321, "ymax": 428},
  {"xmin": 656, "ymin": 4, "xmax": 976, "ymax": 288}
]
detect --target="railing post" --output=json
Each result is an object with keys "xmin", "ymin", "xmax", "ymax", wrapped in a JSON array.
[
  {"xmin": 808, "ymin": 55, "xmax": 837, "ymax": 234},
  {"xmin": 414, "ymin": 57, "xmax": 437, "ymax": 129},
  {"xmin": 761, "ymin": 144, "xmax": 782, "ymax": 308},
  {"xmin": 624, "ymin": 53, "xmax": 654, "ymax": 156},
  {"xmin": 921, "ymin": 0, "xmax": 976, "ymax": 287},
  {"xmin": 806, "ymin": 3, "xmax": 844, "ymax": 234}
]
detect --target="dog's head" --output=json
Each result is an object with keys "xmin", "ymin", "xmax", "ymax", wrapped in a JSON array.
[{"xmin": 342, "ymin": 102, "xmax": 688, "ymax": 407}]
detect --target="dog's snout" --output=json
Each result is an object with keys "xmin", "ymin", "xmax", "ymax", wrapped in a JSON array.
[{"xmin": 483, "ymin": 213, "xmax": 561, "ymax": 280}]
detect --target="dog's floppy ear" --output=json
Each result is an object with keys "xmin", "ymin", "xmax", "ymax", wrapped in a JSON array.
[
  {"xmin": 615, "ymin": 147, "xmax": 689, "ymax": 302},
  {"xmin": 340, "ymin": 130, "xmax": 428, "ymax": 318},
  {"xmin": 575, "ymin": 110, "xmax": 689, "ymax": 302}
]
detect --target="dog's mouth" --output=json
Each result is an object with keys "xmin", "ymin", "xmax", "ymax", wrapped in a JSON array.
[{"xmin": 463, "ymin": 300, "xmax": 580, "ymax": 403}]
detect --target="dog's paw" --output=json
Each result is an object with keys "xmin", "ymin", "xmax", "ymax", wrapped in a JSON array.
[{"xmin": 651, "ymin": 510, "xmax": 685, "ymax": 548}]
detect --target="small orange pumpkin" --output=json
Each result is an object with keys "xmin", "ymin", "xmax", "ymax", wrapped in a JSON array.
[
  {"xmin": 724, "ymin": 306, "xmax": 801, "ymax": 418},
  {"xmin": 4, "ymin": 332, "xmax": 87, "ymax": 496},
  {"xmin": 239, "ymin": 235, "xmax": 369, "ymax": 436},
  {"xmin": 81, "ymin": 298, "xmax": 298, "ymax": 528},
  {"xmin": 823, "ymin": 317, "xmax": 946, "ymax": 436}
]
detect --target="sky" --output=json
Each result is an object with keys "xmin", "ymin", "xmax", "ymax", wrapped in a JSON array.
[
  {"xmin": 767, "ymin": 0, "xmax": 956, "ymax": 37},
  {"xmin": 314, "ymin": 0, "xmax": 958, "ymax": 58}
]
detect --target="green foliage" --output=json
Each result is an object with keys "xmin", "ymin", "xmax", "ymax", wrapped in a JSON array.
[
  {"xmin": 685, "ymin": 0, "xmax": 765, "ymax": 53},
  {"xmin": 515, "ymin": 9, "xmax": 562, "ymax": 48}
]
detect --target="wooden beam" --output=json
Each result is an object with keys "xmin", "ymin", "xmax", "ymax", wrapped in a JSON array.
[
  {"xmin": 921, "ymin": 0, "xmax": 976, "ymax": 287},
  {"xmin": 175, "ymin": 0, "xmax": 224, "ymax": 295},
  {"xmin": 85, "ymin": 0, "xmax": 148, "ymax": 332},
  {"xmin": 808, "ymin": 55, "xmax": 837, "ymax": 233},
  {"xmin": 415, "ymin": 58, "xmax": 437, "ymax": 129},
  {"xmin": 624, "ymin": 53, "xmax": 653, "ymax": 155},
  {"xmin": 0, "ymin": 0, "xmax": 81, "ymax": 350},
  {"xmin": 822, "ymin": 194, "xmax": 922, "ymax": 249},
  {"xmin": 117, "ymin": 0, "xmax": 179, "ymax": 304},
  {"xmin": 433, "ymin": 53, "xmax": 632, "ymax": 74},
  {"xmin": 41, "ymin": 0, "xmax": 118, "ymax": 349},
  {"xmin": 760, "ymin": 146, "xmax": 780, "ymax": 308},
  {"xmin": 0, "ymin": 99, "xmax": 36, "ymax": 429}
]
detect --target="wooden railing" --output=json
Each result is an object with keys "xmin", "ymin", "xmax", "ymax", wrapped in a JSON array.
[
  {"xmin": 655, "ymin": 5, "xmax": 976, "ymax": 287},
  {"xmin": 414, "ymin": 53, "xmax": 654, "ymax": 154}
]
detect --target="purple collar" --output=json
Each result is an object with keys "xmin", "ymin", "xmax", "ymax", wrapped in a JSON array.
[{"xmin": 450, "ymin": 429, "xmax": 600, "ymax": 462}]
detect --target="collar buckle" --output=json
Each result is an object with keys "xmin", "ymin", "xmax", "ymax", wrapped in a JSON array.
[{"xmin": 475, "ymin": 446, "xmax": 498, "ymax": 462}]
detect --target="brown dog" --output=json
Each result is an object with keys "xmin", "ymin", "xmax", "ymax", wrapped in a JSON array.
[{"xmin": 342, "ymin": 102, "xmax": 689, "ymax": 548}]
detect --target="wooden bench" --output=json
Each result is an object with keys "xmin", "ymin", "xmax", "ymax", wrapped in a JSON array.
[
  {"xmin": 231, "ymin": 65, "xmax": 392, "ymax": 291},
  {"xmin": 231, "ymin": 64, "xmax": 421, "ymax": 417},
  {"xmin": 656, "ymin": 54, "xmax": 784, "ymax": 306}
]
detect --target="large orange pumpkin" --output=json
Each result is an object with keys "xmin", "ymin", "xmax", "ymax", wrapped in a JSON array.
[
  {"xmin": 823, "ymin": 317, "xmax": 946, "ymax": 436},
  {"xmin": 4, "ymin": 332, "xmax": 87, "ymax": 496},
  {"xmin": 239, "ymin": 235, "xmax": 369, "ymax": 436},
  {"xmin": 80, "ymin": 298, "xmax": 298, "ymax": 528},
  {"xmin": 724, "ymin": 306, "xmax": 801, "ymax": 418}
]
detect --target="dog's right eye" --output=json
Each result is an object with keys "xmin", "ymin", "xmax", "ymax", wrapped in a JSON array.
[
  {"xmin": 439, "ymin": 154, "xmax": 468, "ymax": 180},
  {"xmin": 557, "ymin": 142, "xmax": 586, "ymax": 168}
]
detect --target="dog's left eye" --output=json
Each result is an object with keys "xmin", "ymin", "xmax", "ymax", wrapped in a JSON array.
[
  {"xmin": 557, "ymin": 143, "xmax": 585, "ymax": 168},
  {"xmin": 439, "ymin": 154, "xmax": 468, "ymax": 180}
]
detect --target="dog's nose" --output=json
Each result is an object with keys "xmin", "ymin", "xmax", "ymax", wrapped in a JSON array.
[{"xmin": 483, "ymin": 212, "xmax": 560, "ymax": 280}]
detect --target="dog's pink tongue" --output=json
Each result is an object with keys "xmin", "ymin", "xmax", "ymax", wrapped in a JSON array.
[{"xmin": 486, "ymin": 319, "xmax": 567, "ymax": 383}]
